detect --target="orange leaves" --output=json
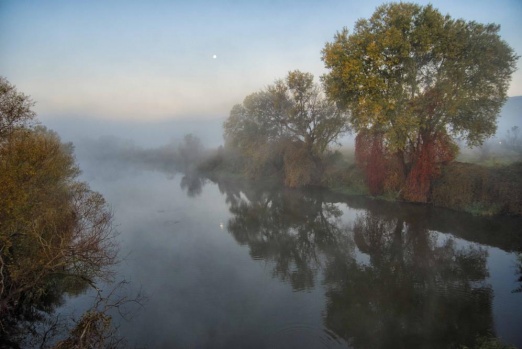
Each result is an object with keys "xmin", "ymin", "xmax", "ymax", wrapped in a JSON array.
[{"xmin": 402, "ymin": 133, "xmax": 457, "ymax": 202}]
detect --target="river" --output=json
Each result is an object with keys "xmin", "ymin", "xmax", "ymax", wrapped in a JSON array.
[{"xmin": 62, "ymin": 153, "xmax": 522, "ymax": 349}]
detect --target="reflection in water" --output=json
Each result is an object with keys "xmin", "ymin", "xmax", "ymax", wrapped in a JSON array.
[
  {"xmin": 227, "ymin": 190, "xmax": 352, "ymax": 291},
  {"xmin": 41, "ymin": 138, "xmax": 521, "ymax": 347},
  {"xmin": 214, "ymin": 177, "xmax": 497, "ymax": 348},
  {"xmin": 326, "ymin": 212, "xmax": 491, "ymax": 349},
  {"xmin": 1, "ymin": 276, "xmax": 90, "ymax": 348},
  {"xmin": 515, "ymin": 254, "xmax": 522, "ymax": 293},
  {"xmin": 180, "ymin": 170, "xmax": 207, "ymax": 197}
]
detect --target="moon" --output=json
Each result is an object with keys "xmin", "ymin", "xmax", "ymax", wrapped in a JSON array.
[{"xmin": 212, "ymin": 54, "xmax": 217, "ymax": 59}]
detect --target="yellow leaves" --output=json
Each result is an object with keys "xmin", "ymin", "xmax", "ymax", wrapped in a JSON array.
[{"xmin": 323, "ymin": 1, "xmax": 516, "ymax": 156}]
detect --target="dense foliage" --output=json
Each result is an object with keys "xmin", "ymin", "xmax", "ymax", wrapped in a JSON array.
[
  {"xmin": 432, "ymin": 161, "xmax": 522, "ymax": 216},
  {"xmin": 322, "ymin": 2, "xmax": 518, "ymax": 202},
  {"xmin": 223, "ymin": 70, "xmax": 349, "ymax": 187},
  {"xmin": 0, "ymin": 77, "xmax": 118, "ymax": 347}
]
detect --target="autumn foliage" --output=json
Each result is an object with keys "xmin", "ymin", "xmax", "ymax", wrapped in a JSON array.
[
  {"xmin": 223, "ymin": 70, "xmax": 349, "ymax": 188},
  {"xmin": 0, "ymin": 77, "xmax": 118, "ymax": 347},
  {"xmin": 355, "ymin": 130, "xmax": 388, "ymax": 196},
  {"xmin": 401, "ymin": 134, "xmax": 456, "ymax": 202},
  {"xmin": 355, "ymin": 129, "xmax": 457, "ymax": 201},
  {"xmin": 323, "ymin": 3, "xmax": 517, "ymax": 203}
]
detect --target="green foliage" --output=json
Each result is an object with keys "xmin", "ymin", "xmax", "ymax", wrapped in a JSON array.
[
  {"xmin": 321, "ymin": 152, "xmax": 369, "ymax": 195},
  {"xmin": 223, "ymin": 70, "xmax": 349, "ymax": 187},
  {"xmin": 322, "ymin": 3, "xmax": 517, "ymax": 148},
  {"xmin": 322, "ymin": 2, "xmax": 518, "ymax": 201}
]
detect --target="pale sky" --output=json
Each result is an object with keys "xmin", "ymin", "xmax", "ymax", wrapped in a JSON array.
[{"xmin": 1, "ymin": 0, "xmax": 521, "ymax": 121}]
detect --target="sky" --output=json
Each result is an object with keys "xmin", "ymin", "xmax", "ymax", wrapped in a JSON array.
[{"xmin": 1, "ymin": 0, "xmax": 521, "ymax": 122}]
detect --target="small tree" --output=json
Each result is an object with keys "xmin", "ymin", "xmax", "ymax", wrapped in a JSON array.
[{"xmin": 322, "ymin": 3, "xmax": 518, "ymax": 201}]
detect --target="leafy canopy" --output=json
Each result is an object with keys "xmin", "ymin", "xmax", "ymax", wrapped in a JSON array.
[
  {"xmin": 322, "ymin": 2, "xmax": 518, "ymax": 150},
  {"xmin": 223, "ymin": 70, "xmax": 349, "ymax": 186},
  {"xmin": 224, "ymin": 70, "xmax": 349, "ymax": 156}
]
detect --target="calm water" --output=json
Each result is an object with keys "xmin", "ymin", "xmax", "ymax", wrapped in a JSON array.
[{"xmin": 68, "ymin": 157, "xmax": 522, "ymax": 349}]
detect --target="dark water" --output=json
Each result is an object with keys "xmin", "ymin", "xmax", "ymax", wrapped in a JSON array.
[{"xmin": 64, "ymin": 159, "xmax": 522, "ymax": 349}]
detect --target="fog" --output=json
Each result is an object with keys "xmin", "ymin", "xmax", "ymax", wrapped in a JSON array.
[
  {"xmin": 458, "ymin": 96, "xmax": 522, "ymax": 162},
  {"xmin": 30, "ymin": 97, "xmax": 522, "ymax": 349},
  {"xmin": 37, "ymin": 96, "xmax": 520, "ymax": 177},
  {"xmin": 41, "ymin": 115, "xmax": 225, "ymax": 148},
  {"xmin": 38, "ymin": 116, "xmax": 225, "ymax": 181}
]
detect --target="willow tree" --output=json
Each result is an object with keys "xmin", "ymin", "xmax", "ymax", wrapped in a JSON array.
[
  {"xmin": 224, "ymin": 70, "xmax": 349, "ymax": 187},
  {"xmin": 322, "ymin": 3, "xmax": 518, "ymax": 201}
]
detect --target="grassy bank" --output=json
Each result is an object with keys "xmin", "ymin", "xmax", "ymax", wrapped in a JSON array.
[
  {"xmin": 432, "ymin": 161, "xmax": 522, "ymax": 216},
  {"xmin": 198, "ymin": 147, "xmax": 522, "ymax": 217},
  {"xmin": 325, "ymin": 160, "xmax": 522, "ymax": 216}
]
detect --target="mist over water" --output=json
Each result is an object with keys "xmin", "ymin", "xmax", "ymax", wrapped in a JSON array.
[
  {"xmin": 40, "ymin": 96, "xmax": 521, "ymax": 161},
  {"xmin": 41, "ymin": 116, "xmax": 226, "ymax": 148},
  {"xmin": 48, "ymin": 125, "xmax": 522, "ymax": 348},
  {"xmin": 33, "ymin": 96, "xmax": 521, "ymax": 348},
  {"xmin": 3, "ymin": 0, "xmax": 521, "ymax": 343}
]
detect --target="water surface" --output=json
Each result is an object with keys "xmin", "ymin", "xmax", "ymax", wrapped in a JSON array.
[{"xmin": 73, "ymin": 159, "xmax": 522, "ymax": 348}]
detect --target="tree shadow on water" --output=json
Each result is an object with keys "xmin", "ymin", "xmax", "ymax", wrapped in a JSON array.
[{"xmin": 218, "ymin": 180, "xmax": 498, "ymax": 348}]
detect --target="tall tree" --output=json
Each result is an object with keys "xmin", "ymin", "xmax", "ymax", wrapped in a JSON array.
[
  {"xmin": 224, "ymin": 70, "xmax": 349, "ymax": 187},
  {"xmin": 322, "ymin": 3, "xmax": 518, "ymax": 201}
]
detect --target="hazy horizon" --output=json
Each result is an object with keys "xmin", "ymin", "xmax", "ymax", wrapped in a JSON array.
[{"xmin": 1, "ymin": 0, "xmax": 521, "ymax": 123}]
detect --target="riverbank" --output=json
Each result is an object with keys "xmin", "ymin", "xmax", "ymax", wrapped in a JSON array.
[
  {"xmin": 199, "ymin": 149, "xmax": 522, "ymax": 217},
  {"xmin": 319, "ymin": 160, "xmax": 522, "ymax": 216}
]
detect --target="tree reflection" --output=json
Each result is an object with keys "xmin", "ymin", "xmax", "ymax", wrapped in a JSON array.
[
  {"xmin": 515, "ymin": 253, "xmax": 522, "ymax": 293},
  {"xmin": 180, "ymin": 170, "xmax": 206, "ymax": 197},
  {"xmin": 224, "ymin": 186, "xmax": 353, "ymax": 291},
  {"xmin": 221, "ymin": 182, "xmax": 494, "ymax": 348},
  {"xmin": 325, "ymin": 212, "xmax": 492, "ymax": 348},
  {"xmin": 1, "ymin": 275, "xmax": 90, "ymax": 348}
]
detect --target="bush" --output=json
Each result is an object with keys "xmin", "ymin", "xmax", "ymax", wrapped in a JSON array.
[{"xmin": 432, "ymin": 162, "xmax": 522, "ymax": 215}]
